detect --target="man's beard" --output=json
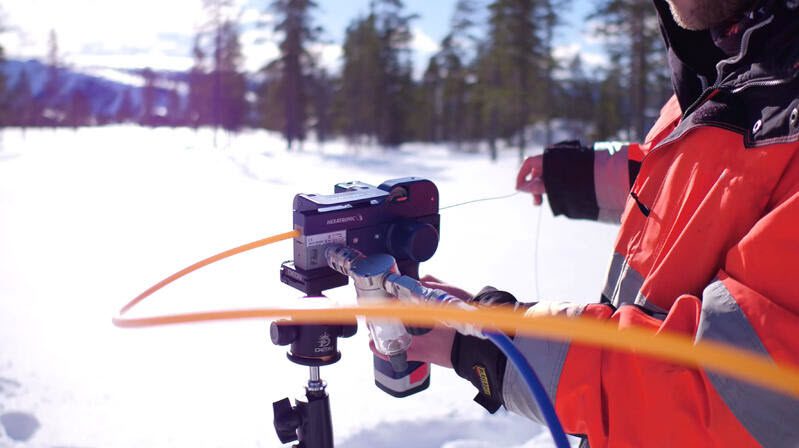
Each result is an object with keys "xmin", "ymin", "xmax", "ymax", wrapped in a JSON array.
[{"xmin": 667, "ymin": 0, "xmax": 754, "ymax": 30}]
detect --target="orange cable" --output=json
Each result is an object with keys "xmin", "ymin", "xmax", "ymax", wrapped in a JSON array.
[
  {"xmin": 112, "ymin": 303, "xmax": 799, "ymax": 399},
  {"xmin": 118, "ymin": 230, "xmax": 299, "ymax": 315},
  {"xmin": 112, "ymin": 229, "xmax": 799, "ymax": 400}
]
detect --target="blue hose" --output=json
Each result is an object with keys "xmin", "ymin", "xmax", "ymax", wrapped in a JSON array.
[
  {"xmin": 485, "ymin": 332, "xmax": 570, "ymax": 448},
  {"xmin": 391, "ymin": 280, "xmax": 570, "ymax": 446}
]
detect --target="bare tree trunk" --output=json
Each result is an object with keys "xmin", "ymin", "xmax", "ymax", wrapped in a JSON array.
[
  {"xmin": 489, "ymin": 106, "xmax": 498, "ymax": 161},
  {"xmin": 631, "ymin": 9, "xmax": 648, "ymax": 140}
]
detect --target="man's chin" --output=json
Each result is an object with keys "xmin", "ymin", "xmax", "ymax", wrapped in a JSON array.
[
  {"xmin": 669, "ymin": 4, "xmax": 713, "ymax": 30},
  {"xmin": 667, "ymin": 0, "xmax": 752, "ymax": 31}
]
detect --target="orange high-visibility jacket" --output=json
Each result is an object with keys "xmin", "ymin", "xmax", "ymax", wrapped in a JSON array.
[{"xmin": 504, "ymin": 1, "xmax": 799, "ymax": 447}]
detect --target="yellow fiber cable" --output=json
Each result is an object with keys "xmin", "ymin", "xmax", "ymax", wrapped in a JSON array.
[
  {"xmin": 113, "ymin": 231, "xmax": 799, "ymax": 401},
  {"xmin": 119, "ymin": 230, "xmax": 300, "ymax": 314}
]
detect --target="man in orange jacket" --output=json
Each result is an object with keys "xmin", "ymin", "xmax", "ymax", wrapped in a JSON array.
[{"xmin": 407, "ymin": 0, "xmax": 799, "ymax": 446}]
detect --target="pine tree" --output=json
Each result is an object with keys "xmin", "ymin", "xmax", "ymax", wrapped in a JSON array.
[
  {"xmin": 269, "ymin": 0, "xmax": 320, "ymax": 150},
  {"xmin": 166, "ymin": 87, "xmax": 182, "ymax": 126},
  {"xmin": 310, "ymin": 68, "xmax": 334, "ymax": 143},
  {"xmin": 593, "ymin": 56, "xmax": 625, "ymax": 140},
  {"xmin": 217, "ymin": 20, "xmax": 247, "ymax": 132},
  {"xmin": 257, "ymin": 61, "xmax": 284, "ymax": 132},
  {"xmin": 338, "ymin": 14, "xmax": 382, "ymax": 144},
  {"xmin": 464, "ymin": 51, "xmax": 486, "ymax": 151},
  {"xmin": 480, "ymin": 0, "xmax": 542, "ymax": 161},
  {"xmin": 417, "ymin": 55, "xmax": 442, "ymax": 142},
  {"xmin": 473, "ymin": 42, "xmax": 501, "ymax": 160},
  {"xmin": 188, "ymin": 34, "xmax": 211, "ymax": 127},
  {"xmin": 115, "ymin": 88, "xmax": 136, "ymax": 123},
  {"xmin": 10, "ymin": 69, "xmax": 34, "ymax": 129},
  {"xmin": 67, "ymin": 89, "xmax": 91, "ymax": 128},
  {"xmin": 437, "ymin": 0, "xmax": 478, "ymax": 150},
  {"xmin": 449, "ymin": 0, "xmax": 479, "ymax": 42},
  {"xmin": 537, "ymin": 0, "xmax": 569, "ymax": 145},
  {"xmin": 559, "ymin": 54, "xmax": 596, "ymax": 141},
  {"xmin": 0, "ymin": 38, "xmax": 6, "ymax": 129},
  {"xmin": 141, "ymin": 68, "xmax": 157, "ymax": 125},
  {"xmin": 336, "ymin": 1, "xmax": 416, "ymax": 147},
  {"xmin": 43, "ymin": 29, "xmax": 62, "ymax": 126},
  {"xmin": 373, "ymin": 0, "xmax": 416, "ymax": 147},
  {"xmin": 437, "ymin": 42, "xmax": 466, "ymax": 145},
  {"xmin": 197, "ymin": 0, "xmax": 247, "ymax": 141},
  {"xmin": 205, "ymin": 0, "xmax": 232, "ymax": 131},
  {"xmin": 591, "ymin": 0, "xmax": 668, "ymax": 139}
]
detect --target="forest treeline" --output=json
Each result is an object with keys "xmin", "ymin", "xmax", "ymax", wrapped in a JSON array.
[{"xmin": 0, "ymin": 0, "xmax": 673, "ymax": 156}]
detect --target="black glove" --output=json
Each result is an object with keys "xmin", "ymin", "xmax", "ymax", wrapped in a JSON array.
[{"xmin": 450, "ymin": 287, "xmax": 531, "ymax": 413}]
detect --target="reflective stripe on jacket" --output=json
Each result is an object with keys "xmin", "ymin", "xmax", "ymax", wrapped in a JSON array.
[{"xmin": 504, "ymin": 1, "xmax": 799, "ymax": 447}]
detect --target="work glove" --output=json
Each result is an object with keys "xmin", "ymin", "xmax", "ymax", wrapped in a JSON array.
[{"xmin": 451, "ymin": 287, "xmax": 532, "ymax": 413}]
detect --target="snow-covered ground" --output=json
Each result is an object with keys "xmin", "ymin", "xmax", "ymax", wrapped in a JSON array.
[{"xmin": 0, "ymin": 127, "xmax": 618, "ymax": 447}]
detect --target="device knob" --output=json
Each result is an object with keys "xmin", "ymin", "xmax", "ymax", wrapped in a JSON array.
[
  {"xmin": 270, "ymin": 322, "xmax": 298, "ymax": 346},
  {"xmin": 272, "ymin": 398, "xmax": 300, "ymax": 443},
  {"xmin": 388, "ymin": 221, "xmax": 439, "ymax": 262},
  {"xmin": 338, "ymin": 323, "xmax": 358, "ymax": 339}
]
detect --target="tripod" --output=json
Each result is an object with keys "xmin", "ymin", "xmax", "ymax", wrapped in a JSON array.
[{"xmin": 270, "ymin": 318, "xmax": 357, "ymax": 448}]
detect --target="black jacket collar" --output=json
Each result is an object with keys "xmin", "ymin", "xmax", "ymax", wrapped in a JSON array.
[{"xmin": 654, "ymin": 0, "xmax": 799, "ymax": 111}]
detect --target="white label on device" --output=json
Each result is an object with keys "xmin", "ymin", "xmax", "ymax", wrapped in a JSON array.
[{"xmin": 306, "ymin": 230, "xmax": 347, "ymax": 247}]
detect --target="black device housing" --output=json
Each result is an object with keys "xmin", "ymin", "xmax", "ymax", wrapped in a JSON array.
[{"xmin": 280, "ymin": 177, "xmax": 440, "ymax": 296}]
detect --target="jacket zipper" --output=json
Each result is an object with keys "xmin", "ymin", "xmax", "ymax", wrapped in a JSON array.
[
  {"xmin": 629, "ymin": 191, "xmax": 651, "ymax": 217},
  {"xmin": 681, "ymin": 87, "xmax": 723, "ymax": 120},
  {"xmin": 626, "ymin": 86, "xmax": 723, "ymax": 217},
  {"xmin": 731, "ymin": 76, "xmax": 795, "ymax": 93}
]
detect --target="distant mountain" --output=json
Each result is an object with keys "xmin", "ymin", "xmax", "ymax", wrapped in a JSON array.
[{"xmin": 1, "ymin": 59, "xmax": 192, "ymax": 124}]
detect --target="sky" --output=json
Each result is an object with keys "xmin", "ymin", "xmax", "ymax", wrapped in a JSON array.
[{"xmin": 0, "ymin": 0, "xmax": 606, "ymax": 77}]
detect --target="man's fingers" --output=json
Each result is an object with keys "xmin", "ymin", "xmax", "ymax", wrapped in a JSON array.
[
  {"xmin": 406, "ymin": 326, "xmax": 456, "ymax": 368},
  {"xmin": 529, "ymin": 154, "xmax": 543, "ymax": 173},
  {"xmin": 369, "ymin": 340, "xmax": 390, "ymax": 361},
  {"xmin": 370, "ymin": 327, "xmax": 455, "ymax": 368},
  {"xmin": 519, "ymin": 177, "xmax": 545, "ymax": 194},
  {"xmin": 421, "ymin": 281, "xmax": 474, "ymax": 301},
  {"xmin": 516, "ymin": 157, "xmax": 535, "ymax": 189},
  {"xmin": 420, "ymin": 274, "xmax": 442, "ymax": 283},
  {"xmin": 516, "ymin": 156, "xmax": 544, "ymax": 191}
]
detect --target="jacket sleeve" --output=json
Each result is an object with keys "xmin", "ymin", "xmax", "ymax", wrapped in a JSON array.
[
  {"xmin": 503, "ymin": 191, "xmax": 799, "ymax": 447},
  {"xmin": 542, "ymin": 141, "xmax": 641, "ymax": 223},
  {"xmin": 543, "ymin": 96, "xmax": 682, "ymax": 223}
]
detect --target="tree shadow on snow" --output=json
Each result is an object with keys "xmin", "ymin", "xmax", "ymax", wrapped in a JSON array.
[
  {"xmin": 318, "ymin": 152, "xmax": 450, "ymax": 180},
  {"xmin": 0, "ymin": 153, "xmax": 21, "ymax": 162},
  {"xmin": 1, "ymin": 412, "xmax": 40, "ymax": 442},
  {"xmin": 0, "ymin": 377, "xmax": 21, "ymax": 395},
  {"xmin": 337, "ymin": 412, "xmax": 542, "ymax": 448},
  {"xmin": 228, "ymin": 149, "xmax": 452, "ymax": 185},
  {"xmin": 0, "ymin": 378, "xmax": 41, "ymax": 443}
]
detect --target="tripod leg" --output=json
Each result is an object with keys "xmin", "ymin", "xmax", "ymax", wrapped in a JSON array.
[{"xmin": 296, "ymin": 381, "xmax": 334, "ymax": 448}]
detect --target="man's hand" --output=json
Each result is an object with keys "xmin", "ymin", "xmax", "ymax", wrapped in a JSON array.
[
  {"xmin": 368, "ymin": 326, "xmax": 455, "ymax": 368},
  {"xmin": 370, "ymin": 275, "xmax": 466, "ymax": 369},
  {"xmin": 406, "ymin": 325, "xmax": 456, "ymax": 368},
  {"xmin": 405, "ymin": 275, "xmax": 470, "ymax": 369},
  {"xmin": 516, "ymin": 155, "xmax": 545, "ymax": 206},
  {"xmin": 371, "ymin": 277, "xmax": 523, "ymax": 413}
]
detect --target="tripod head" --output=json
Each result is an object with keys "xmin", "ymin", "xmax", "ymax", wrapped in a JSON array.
[{"xmin": 271, "ymin": 320, "xmax": 357, "ymax": 367}]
